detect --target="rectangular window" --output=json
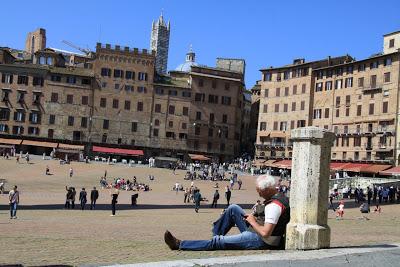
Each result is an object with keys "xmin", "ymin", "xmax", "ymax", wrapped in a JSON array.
[
  {"xmin": 208, "ymin": 94, "xmax": 219, "ymax": 104},
  {"xmin": 51, "ymin": 92, "xmax": 58, "ymax": 103},
  {"xmin": 389, "ymin": 39, "xmax": 395, "ymax": 48},
  {"xmin": 155, "ymin": 88, "xmax": 164, "ymax": 95},
  {"xmin": 345, "ymin": 77, "xmax": 353, "ymax": 88},
  {"xmin": 336, "ymin": 96, "xmax": 341, "ymax": 107},
  {"xmin": 370, "ymin": 75, "xmax": 377, "ymax": 88},
  {"xmin": 29, "ymin": 112, "xmax": 40, "ymax": 124},
  {"xmin": 335, "ymin": 79, "xmax": 342, "ymax": 89},
  {"xmin": 324, "ymin": 108, "xmax": 329, "ymax": 118},
  {"xmin": 335, "ymin": 109, "xmax": 340, "ymax": 118},
  {"xmin": 313, "ymin": 109, "xmax": 322, "ymax": 119},
  {"xmin": 137, "ymin": 86, "xmax": 147, "ymax": 93},
  {"xmin": 284, "ymin": 71, "xmax": 290, "ymax": 80},
  {"xmin": 66, "ymin": 76, "xmax": 76, "ymax": 84},
  {"xmin": 358, "ymin": 64, "xmax": 366, "ymax": 72},
  {"xmin": 275, "ymin": 88, "xmax": 280, "ymax": 97},
  {"xmin": 153, "ymin": 128, "xmax": 159, "ymax": 137},
  {"xmin": 131, "ymin": 122, "xmax": 138, "ymax": 132},
  {"xmin": 370, "ymin": 61, "xmax": 378, "ymax": 69},
  {"xmin": 138, "ymin": 72, "xmax": 148, "ymax": 81},
  {"xmin": 114, "ymin": 83, "xmax": 120, "ymax": 90},
  {"xmin": 17, "ymin": 75, "xmax": 29, "ymax": 85},
  {"xmin": 155, "ymin": 104, "xmax": 161, "ymax": 113},
  {"xmin": 101, "ymin": 68, "xmax": 111, "ymax": 77},
  {"xmin": 224, "ymin": 82, "xmax": 230, "ymax": 90},
  {"xmin": 345, "ymin": 95, "xmax": 351, "ymax": 106},
  {"xmin": 259, "ymin": 122, "xmax": 267, "ymax": 131},
  {"xmin": 280, "ymin": 121, "xmax": 287, "ymax": 131},
  {"xmin": 301, "ymin": 84, "xmax": 306, "ymax": 93},
  {"xmin": 369, "ymin": 103, "xmax": 374, "ymax": 115},
  {"xmin": 125, "ymin": 85, "xmax": 134, "ymax": 92},
  {"xmin": 264, "ymin": 73, "xmax": 272, "ymax": 81},
  {"xmin": 81, "ymin": 96, "xmax": 88, "ymax": 105},
  {"xmin": 168, "ymin": 90, "xmax": 178, "ymax": 96},
  {"xmin": 273, "ymin": 121, "xmax": 278, "ymax": 131},
  {"xmin": 112, "ymin": 99, "xmax": 119, "ymax": 109},
  {"xmin": 81, "ymin": 117, "xmax": 87, "ymax": 128},
  {"xmin": 212, "ymin": 80, "xmax": 217, "ymax": 89},
  {"xmin": 103, "ymin": 119, "xmax": 109, "ymax": 129},
  {"xmin": 274, "ymin": 104, "xmax": 279, "ymax": 112},
  {"xmin": 169, "ymin": 105, "xmax": 175, "ymax": 115},
  {"xmin": 209, "ymin": 113, "xmax": 215, "ymax": 123},
  {"xmin": 182, "ymin": 91, "xmax": 191, "ymax": 97},
  {"xmin": 66, "ymin": 94, "xmax": 73, "ymax": 104},
  {"xmin": 113, "ymin": 69, "xmax": 123, "ymax": 78},
  {"xmin": 384, "ymin": 58, "xmax": 392, "ymax": 66},
  {"xmin": 357, "ymin": 105, "xmax": 362, "ymax": 116},
  {"xmin": 198, "ymin": 79, "xmax": 204, "ymax": 87},
  {"xmin": 2, "ymin": 73, "xmax": 13, "ymax": 84},
  {"xmin": 49, "ymin": 114, "xmax": 55, "ymax": 124},
  {"xmin": 125, "ymin": 71, "xmax": 135, "ymax": 80},
  {"xmin": 221, "ymin": 96, "xmax": 231, "ymax": 105},
  {"xmin": 32, "ymin": 77, "xmax": 44, "ymax": 86},
  {"xmin": 325, "ymin": 81, "xmax": 332, "ymax": 91},
  {"xmin": 183, "ymin": 107, "xmax": 189, "ymax": 116},
  {"xmin": 300, "ymin": 101, "xmax": 305, "ymax": 110},
  {"xmin": 100, "ymin": 98, "xmax": 106, "ymax": 108},
  {"xmin": 196, "ymin": 111, "xmax": 202, "ymax": 120},
  {"xmin": 316, "ymin": 82, "xmax": 323, "ymax": 92},
  {"xmin": 291, "ymin": 102, "xmax": 296, "ymax": 111},
  {"xmin": 195, "ymin": 126, "xmax": 200, "ymax": 135},
  {"xmin": 358, "ymin": 77, "xmax": 364, "ymax": 87},
  {"xmin": 283, "ymin": 103, "xmax": 288, "ymax": 112},
  {"xmin": 383, "ymin": 102, "xmax": 388, "ymax": 113},
  {"xmin": 182, "ymin": 123, "xmax": 187, "ymax": 129},
  {"xmin": 137, "ymin": 102, "xmax": 143, "ymax": 111},
  {"xmin": 195, "ymin": 93, "xmax": 205, "ymax": 102},
  {"xmin": 384, "ymin": 72, "xmax": 391, "ymax": 83},
  {"xmin": 208, "ymin": 128, "xmax": 214, "ymax": 137},
  {"xmin": 14, "ymin": 111, "xmax": 25, "ymax": 122},
  {"xmin": 264, "ymin": 89, "xmax": 269, "ymax": 97},
  {"xmin": 68, "ymin": 116, "xmax": 74, "ymax": 126},
  {"xmin": 124, "ymin": 100, "xmax": 131, "ymax": 110},
  {"xmin": 222, "ymin": 114, "xmax": 228, "ymax": 123},
  {"xmin": 284, "ymin": 87, "xmax": 289, "ymax": 96},
  {"xmin": 292, "ymin": 85, "xmax": 297, "ymax": 95},
  {"xmin": 345, "ymin": 107, "xmax": 350, "ymax": 117},
  {"xmin": 290, "ymin": 120, "xmax": 295, "ymax": 129},
  {"xmin": 263, "ymin": 104, "xmax": 268, "ymax": 113}
]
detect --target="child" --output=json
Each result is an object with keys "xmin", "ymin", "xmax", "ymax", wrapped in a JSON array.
[
  {"xmin": 373, "ymin": 204, "xmax": 381, "ymax": 213},
  {"xmin": 336, "ymin": 200, "xmax": 344, "ymax": 220}
]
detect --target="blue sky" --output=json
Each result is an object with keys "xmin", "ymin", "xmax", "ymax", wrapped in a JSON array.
[{"xmin": 1, "ymin": 0, "xmax": 399, "ymax": 87}]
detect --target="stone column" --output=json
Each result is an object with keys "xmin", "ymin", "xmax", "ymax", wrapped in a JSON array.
[{"xmin": 285, "ymin": 127, "xmax": 335, "ymax": 250}]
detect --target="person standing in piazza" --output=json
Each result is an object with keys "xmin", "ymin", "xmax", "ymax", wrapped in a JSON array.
[{"xmin": 9, "ymin": 185, "xmax": 20, "ymax": 219}]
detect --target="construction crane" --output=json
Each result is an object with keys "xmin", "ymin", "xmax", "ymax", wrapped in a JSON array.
[{"xmin": 62, "ymin": 40, "xmax": 92, "ymax": 55}]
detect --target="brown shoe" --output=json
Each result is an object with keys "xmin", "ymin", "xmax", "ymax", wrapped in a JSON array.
[{"xmin": 164, "ymin": 230, "xmax": 181, "ymax": 250}]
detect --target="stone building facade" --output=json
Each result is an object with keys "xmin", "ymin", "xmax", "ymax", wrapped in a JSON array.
[
  {"xmin": 256, "ymin": 31, "xmax": 400, "ymax": 165},
  {"xmin": 0, "ymin": 32, "xmax": 245, "ymax": 161}
]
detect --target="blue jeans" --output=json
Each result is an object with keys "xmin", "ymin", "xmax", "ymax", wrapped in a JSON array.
[
  {"xmin": 10, "ymin": 202, "xmax": 17, "ymax": 218},
  {"xmin": 179, "ymin": 204, "xmax": 267, "ymax": 250}
]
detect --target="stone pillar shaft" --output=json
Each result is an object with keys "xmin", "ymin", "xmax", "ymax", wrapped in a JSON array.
[{"xmin": 285, "ymin": 127, "xmax": 335, "ymax": 250}]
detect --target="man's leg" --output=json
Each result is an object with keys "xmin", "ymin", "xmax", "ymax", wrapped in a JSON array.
[
  {"xmin": 180, "ymin": 231, "xmax": 266, "ymax": 251},
  {"xmin": 9, "ymin": 203, "xmax": 13, "ymax": 218},
  {"xmin": 212, "ymin": 204, "xmax": 247, "ymax": 236}
]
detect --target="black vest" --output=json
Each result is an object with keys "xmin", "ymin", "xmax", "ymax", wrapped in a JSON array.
[{"xmin": 250, "ymin": 193, "xmax": 290, "ymax": 238}]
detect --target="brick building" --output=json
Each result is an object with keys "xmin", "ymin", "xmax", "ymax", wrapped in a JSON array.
[{"xmin": 256, "ymin": 31, "xmax": 400, "ymax": 166}]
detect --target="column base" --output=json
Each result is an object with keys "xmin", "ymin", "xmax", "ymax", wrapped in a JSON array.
[{"xmin": 285, "ymin": 223, "xmax": 330, "ymax": 250}]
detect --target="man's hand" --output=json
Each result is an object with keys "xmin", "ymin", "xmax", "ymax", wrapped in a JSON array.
[{"xmin": 244, "ymin": 214, "xmax": 257, "ymax": 225}]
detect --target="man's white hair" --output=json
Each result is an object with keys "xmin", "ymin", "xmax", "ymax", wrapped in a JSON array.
[{"xmin": 256, "ymin": 175, "xmax": 276, "ymax": 190}]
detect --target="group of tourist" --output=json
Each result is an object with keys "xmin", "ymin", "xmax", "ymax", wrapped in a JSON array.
[{"xmin": 65, "ymin": 186, "xmax": 99, "ymax": 210}]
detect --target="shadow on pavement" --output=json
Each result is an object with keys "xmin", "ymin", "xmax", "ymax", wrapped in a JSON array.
[{"xmin": 0, "ymin": 203, "xmax": 254, "ymax": 211}]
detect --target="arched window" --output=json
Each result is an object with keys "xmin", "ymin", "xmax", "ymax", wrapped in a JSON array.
[
  {"xmin": 39, "ymin": 56, "xmax": 46, "ymax": 65},
  {"xmin": 46, "ymin": 57, "xmax": 53, "ymax": 65}
]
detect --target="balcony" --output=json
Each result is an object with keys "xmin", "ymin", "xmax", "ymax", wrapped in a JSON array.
[{"xmin": 362, "ymin": 85, "xmax": 382, "ymax": 93}]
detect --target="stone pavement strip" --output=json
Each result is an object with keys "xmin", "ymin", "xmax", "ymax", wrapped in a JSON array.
[{"xmin": 100, "ymin": 243, "xmax": 400, "ymax": 267}]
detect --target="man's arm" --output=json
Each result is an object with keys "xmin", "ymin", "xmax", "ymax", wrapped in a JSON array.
[{"xmin": 245, "ymin": 214, "xmax": 276, "ymax": 238}]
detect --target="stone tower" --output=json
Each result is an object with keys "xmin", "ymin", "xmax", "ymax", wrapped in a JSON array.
[
  {"xmin": 25, "ymin": 28, "xmax": 46, "ymax": 55},
  {"xmin": 150, "ymin": 13, "xmax": 170, "ymax": 75}
]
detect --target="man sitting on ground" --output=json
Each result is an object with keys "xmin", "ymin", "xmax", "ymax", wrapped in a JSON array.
[{"xmin": 164, "ymin": 174, "xmax": 290, "ymax": 250}]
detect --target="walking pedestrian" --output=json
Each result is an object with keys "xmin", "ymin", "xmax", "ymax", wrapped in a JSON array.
[
  {"xmin": 110, "ymin": 187, "xmax": 119, "ymax": 216},
  {"xmin": 69, "ymin": 168, "xmax": 73, "ymax": 178},
  {"xmin": 71, "ymin": 187, "xmax": 76, "ymax": 209},
  {"xmin": 65, "ymin": 186, "xmax": 73, "ymax": 209},
  {"xmin": 225, "ymin": 186, "xmax": 231, "ymax": 207},
  {"xmin": 90, "ymin": 186, "xmax": 99, "ymax": 210},
  {"xmin": 9, "ymin": 185, "xmax": 19, "ymax": 219},
  {"xmin": 79, "ymin": 188, "xmax": 87, "ymax": 210},
  {"xmin": 211, "ymin": 190, "xmax": 219, "ymax": 208},
  {"xmin": 184, "ymin": 188, "xmax": 189, "ymax": 203},
  {"xmin": 336, "ymin": 200, "xmax": 345, "ymax": 220},
  {"xmin": 237, "ymin": 179, "xmax": 242, "ymax": 190},
  {"xmin": 194, "ymin": 189, "xmax": 202, "ymax": 213}
]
